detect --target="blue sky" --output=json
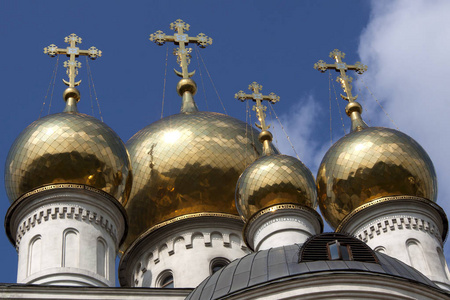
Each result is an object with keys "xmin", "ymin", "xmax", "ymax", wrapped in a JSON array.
[{"xmin": 1, "ymin": 0, "xmax": 449, "ymax": 285}]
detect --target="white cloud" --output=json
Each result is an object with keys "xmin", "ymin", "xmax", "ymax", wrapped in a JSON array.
[
  {"xmin": 358, "ymin": 0, "xmax": 450, "ymax": 254},
  {"xmin": 269, "ymin": 95, "xmax": 325, "ymax": 173}
]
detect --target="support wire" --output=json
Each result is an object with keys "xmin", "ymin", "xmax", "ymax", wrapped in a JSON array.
[
  {"xmin": 329, "ymin": 70, "xmax": 346, "ymax": 135},
  {"xmin": 47, "ymin": 55, "xmax": 60, "ymax": 116},
  {"xmin": 161, "ymin": 44, "xmax": 169, "ymax": 119},
  {"xmin": 268, "ymin": 104, "xmax": 300, "ymax": 160},
  {"xmin": 85, "ymin": 58, "xmax": 103, "ymax": 122},
  {"xmin": 194, "ymin": 46, "xmax": 209, "ymax": 110},
  {"xmin": 40, "ymin": 55, "xmax": 59, "ymax": 118},
  {"xmin": 360, "ymin": 77, "xmax": 399, "ymax": 129},
  {"xmin": 196, "ymin": 49, "xmax": 227, "ymax": 115}
]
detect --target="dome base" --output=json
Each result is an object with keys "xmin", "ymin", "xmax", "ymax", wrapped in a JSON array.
[
  {"xmin": 336, "ymin": 195, "xmax": 449, "ymax": 289},
  {"xmin": 119, "ymin": 213, "xmax": 248, "ymax": 288},
  {"xmin": 5, "ymin": 184, "xmax": 127, "ymax": 287},
  {"xmin": 244, "ymin": 204, "xmax": 323, "ymax": 251}
]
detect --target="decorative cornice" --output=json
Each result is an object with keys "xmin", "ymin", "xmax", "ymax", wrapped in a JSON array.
[
  {"xmin": 15, "ymin": 183, "xmax": 118, "ymax": 204},
  {"xmin": 123, "ymin": 212, "xmax": 243, "ymax": 257},
  {"xmin": 349, "ymin": 215, "xmax": 442, "ymax": 244},
  {"xmin": 146, "ymin": 212, "xmax": 242, "ymax": 235},
  {"xmin": 336, "ymin": 196, "xmax": 448, "ymax": 241},
  {"xmin": 15, "ymin": 203, "xmax": 119, "ymax": 249}
]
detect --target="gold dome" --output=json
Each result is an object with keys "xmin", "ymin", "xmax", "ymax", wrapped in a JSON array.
[
  {"xmin": 236, "ymin": 154, "xmax": 317, "ymax": 221},
  {"xmin": 5, "ymin": 112, "xmax": 132, "ymax": 204},
  {"xmin": 123, "ymin": 111, "xmax": 278, "ymax": 251},
  {"xmin": 317, "ymin": 127, "xmax": 437, "ymax": 229}
]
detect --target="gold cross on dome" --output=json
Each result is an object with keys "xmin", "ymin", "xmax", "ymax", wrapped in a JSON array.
[
  {"xmin": 150, "ymin": 19, "xmax": 212, "ymax": 79},
  {"xmin": 44, "ymin": 34, "xmax": 102, "ymax": 87},
  {"xmin": 314, "ymin": 49, "xmax": 367, "ymax": 102},
  {"xmin": 235, "ymin": 82, "xmax": 280, "ymax": 131}
]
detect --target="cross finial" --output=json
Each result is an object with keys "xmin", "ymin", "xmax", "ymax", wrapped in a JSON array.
[
  {"xmin": 314, "ymin": 49, "xmax": 368, "ymax": 132},
  {"xmin": 314, "ymin": 49, "xmax": 367, "ymax": 102},
  {"xmin": 150, "ymin": 19, "xmax": 212, "ymax": 79},
  {"xmin": 235, "ymin": 82, "xmax": 279, "ymax": 132},
  {"xmin": 44, "ymin": 33, "xmax": 102, "ymax": 88}
]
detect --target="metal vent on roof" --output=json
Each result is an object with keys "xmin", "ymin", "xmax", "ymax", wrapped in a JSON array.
[{"xmin": 299, "ymin": 232, "xmax": 379, "ymax": 264}]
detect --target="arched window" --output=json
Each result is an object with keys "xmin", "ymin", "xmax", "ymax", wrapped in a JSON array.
[
  {"xmin": 210, "ymin": 257, "xmax": 230, "ymax": 274},
  {"xmin": 374, "ymin": 246, "xmax": 386, "ymax": 254},
  {"xmin": 62, "ymin": 229, "xmax": 79, "ymax": 268},
  {"xmin": 436, "ymin": 247, "xmax": 449, "ymax": 280},
  {"xmin": 97, "ymin": 238, "xmax": 108, "ymax": 278},
  {"xmin": 28, "ymin": 235, "xmax": 42, "ymax": 276},
  {"xmin": 406, "ymin": 239, "xmax": 430, "ymax": 275},
  {"xmin": 142, "ymin": 270, "xmax": 152, "ymax": 287},
  {"xmin": 158, "ymin": 270, "xmax": 174, "ymax": 288}
]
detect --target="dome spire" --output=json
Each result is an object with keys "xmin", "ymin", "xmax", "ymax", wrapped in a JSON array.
[
  {"xmin": 150, "ymin": 19, "xmax": 213, "ymax": 113},
  {"xmin": 314, "ymin": 49, "xmax": 368, "ymax": 132},
  {"xmin": 235, "ymin": 82, "xmax": 280, "ymax": 155},
  {"xmin": 44, "ymin": 33, "xmax": 102, "ymax": 112}
]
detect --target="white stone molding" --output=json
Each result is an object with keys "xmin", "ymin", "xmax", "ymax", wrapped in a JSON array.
[
  {"xmin": 5, "ymin": 184, "xmax": 127, "ymax": 287},
  {"xmin": 0, "ymin": 284, "xmax": 193, "ymax": 300},
  {"xmin": 119, "ymin": 213, "xmax": 249, "ymax": 288},
  {"xmin": 244, "ymin": 204, "xmax": 323, "ymax": 251},
  {"xmin": 337, "ymin": 196, "xmax": 450, "ymax": 290}
]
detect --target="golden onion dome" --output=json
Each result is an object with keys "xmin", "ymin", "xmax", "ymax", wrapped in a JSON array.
[
  {"xmin": 317, "ymin": 126, "xmax": 437, "ymax": 229},
  {"xmin": 123, "ymin": 110, "xmax": 278, "ymax": 250},
  {"xmin": 236, "ymin": 154, "xmax": 317, "ymax": 221},
  {"xmin": 5, "ymin": 89, "xmax": 132, "ymax": 205}
]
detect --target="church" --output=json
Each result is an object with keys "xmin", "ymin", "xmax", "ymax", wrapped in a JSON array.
[{"xmin": 1, "ymin": 18, "xmax": 450, "ymax": 299}]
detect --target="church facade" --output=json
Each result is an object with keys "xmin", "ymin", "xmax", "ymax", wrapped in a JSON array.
[{"xmin": 2, "ymin": 21, "xmax": 450, "ymax": 300}]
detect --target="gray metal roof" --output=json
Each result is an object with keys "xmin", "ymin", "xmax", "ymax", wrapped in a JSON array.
[{"xmin": 186, "ymin": 244, "xmax": 440, "ymax": 300}]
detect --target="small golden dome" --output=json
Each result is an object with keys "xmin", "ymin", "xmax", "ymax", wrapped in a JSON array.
[
  {"xmin": 236, "ymin": 154, "xmax": 317, "ymax": 221},
  {"xmin": 123, "ymin": 111, "xmax": 278, "ymax": 251},
  {"xmin": 317, "ymin": 127, "xmax": 437, "ymax": 228},
  {"xmin": 5, "ymin": 112, "xmax": 132, "ymax": 204}
]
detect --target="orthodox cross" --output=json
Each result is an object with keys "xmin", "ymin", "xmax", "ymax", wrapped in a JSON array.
[
  {"xmin": 235, "ymin": 82, "xmax": 280, "ymax": 131},
  {"xmin": 44, "ymin": 34, "xmax": 102, "ymax": 88},
  {"xmin": 314, "ymin": 49, "xmax": 367, "ymax": 102},
  {"xmin": 150, "ymin": 19, "xmax": 212, "ymax": 79}
]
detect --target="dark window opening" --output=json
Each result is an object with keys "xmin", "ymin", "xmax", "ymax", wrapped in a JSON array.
[
  {"xmin": 327, "ymin": 240, "xmax": 353, "ymax": 261},
  {"xmin": 299, "ymin": 233, "xmax": 379, "ymax": 264},
  {"xmin": 210, "ymin": 257, "xmax": 230, "ymax": 274},
  {"xmin": 160, "ymin": 274, "xmax": 174, "ymax": 288}
]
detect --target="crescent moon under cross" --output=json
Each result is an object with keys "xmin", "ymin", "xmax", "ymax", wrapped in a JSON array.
[
  {"xmin": 340, "ymin": 93, "xmax": 358, "ymax": 102},
  {"xmin": 174, "ymin": 68, "xmax": 196, "ymax": 78},
  {"xmin": 63, "ymin": 79, "xmax": 82, "ymax": 87}
]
